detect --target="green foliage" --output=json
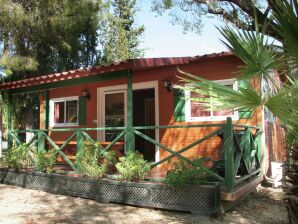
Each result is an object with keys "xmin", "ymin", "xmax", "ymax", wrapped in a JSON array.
[
  {"xmin": 34, "ymin": 150, "xmax": 57, "ymax": 173},
  {"xmin": 151, "ymin": 1, "xmax": 278, "ymax": 38},
  {"xmin": 100, "ymin": 0, "xmax": 145, "ymax": 63},
  {"xmin": 164, "ymin": 158, "xmax": 207, "ymax": 188},
  {"xmin": 1, "ymin": 92, "xmax": 40, "ymax": 132},
  {"xmin": 175, "ymin": 0, "xmax": 298, "ymax": 139},
  {"xmin": 176, "ymin": 68, "xmax": 263, "ymax": 117},
  {"xmin": 76, "ymin": 141, "xmax": 116, "ymax": 178},
  {"xmin": 0, "ymin": 0, "xmax": 103, "ymax": 77},
  {"xmin": 4, "ymin": 144, "xmax": 34, "ymax": 170},
  {"xmin": 0, "ymin": 0, "xmax": 105, "ymax": 132},
  {"xmin": 115, "ymin": 152, "xmax": 151, "ymax": 181},
  {"xmin": 218, "ymin": 25, "xmax": 280, "ymax": 83},
  {"xmin": 0, "ymin": 157, "xmax": 8, "ymax": 168},
  {"xmin": 0, "ymin": 53, "xmax": 38, "ymax": 73},
  {"xmin": 273, "ymin": 0, "xmax": 298, "ymax": 71}
]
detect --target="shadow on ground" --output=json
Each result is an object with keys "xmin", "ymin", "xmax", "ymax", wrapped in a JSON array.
[{"xmin": 0, "ymin": 184, "xmax": 288, "ymax": 224}]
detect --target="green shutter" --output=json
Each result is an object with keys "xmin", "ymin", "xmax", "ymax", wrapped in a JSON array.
[
  {"xmin": 78, "ymin": 96, "xmax": 86, "ymax": 125},
  {"xmin": 173, "ymin": 89, "xmax": 185, "ymax": 122},
  {"xmin": 238, "ymin": 79, "xmax": 253, "ymax": 119}
]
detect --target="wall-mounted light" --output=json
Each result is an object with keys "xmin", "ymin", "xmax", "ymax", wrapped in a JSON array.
[
  {"xmin": 81, "ymin": 89, "xmax": 90, "ymax": 100},
  {"xmin": 162, "ymin": 79, "xmax": 173, "ymax": 92}
]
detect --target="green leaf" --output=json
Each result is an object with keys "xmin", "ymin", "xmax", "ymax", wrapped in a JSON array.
[{"xmin": 218, "ymin": 26, "xmax": 280, "ymax": 82}]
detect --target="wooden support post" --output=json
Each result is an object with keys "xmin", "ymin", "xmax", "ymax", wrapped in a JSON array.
[
  {"xmin": 126, "ymin": 70, "xmax": 135, "ymax": 152},
  {"xmin": 7, "ymin": 91, "xmax": 12, "ymax": 149},
  {"xmin": 224, "ymin": 117, "xmax": 235, "ymax": 193}
]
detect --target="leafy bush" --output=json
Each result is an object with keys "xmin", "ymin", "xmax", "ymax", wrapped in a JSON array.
[
  {"xmin": 76, "ymin": 141, "xmax": 116, "ymax": 178},
  {"xmin": 34, "ymin": 150, "xmax": 57, "ymax": 173},
  {"xmin": 4, "ymin": 144, "xmax": 34, "ymax": 170},
  {"xmin": 0, "ymin": 157, "xmax": 8, "ymax": 168},
  {"xmin": 164, "ymin": 158, "xmax": 207, "ymax": 187},
  {"xmin": 115, "ymin": 152, "xmax": 151, "ymax": 181}
]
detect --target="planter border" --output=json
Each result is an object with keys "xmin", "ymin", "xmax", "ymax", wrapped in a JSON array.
[{"xmin": 0, "ymin": 169, "xmax": 219, "ymax": 215}]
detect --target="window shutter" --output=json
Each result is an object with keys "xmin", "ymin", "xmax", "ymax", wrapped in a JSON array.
[
  {"xmin": 238, "ymin": 79, "xmax": 253, "ymax": 119},
  {"xmin": 173, "ymin": 89, "xmax": 185, "ymax": 122},
  {"xmin": 78, "ymin": 96, "xmax": 86, "ymax": 125}
]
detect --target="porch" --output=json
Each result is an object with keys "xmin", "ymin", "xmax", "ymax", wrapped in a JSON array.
[
  {"xmin": 0, "ymin": 57, "xmax": 263, "ymax": 213},
  {"xmin": 7, "ymin": 118, "xmax": 262, "ymax": 194}
]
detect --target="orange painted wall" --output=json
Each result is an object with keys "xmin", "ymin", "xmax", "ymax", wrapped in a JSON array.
[{"xmin": 42, "ymin": 55, "xmax": 263, "ymax": 169}]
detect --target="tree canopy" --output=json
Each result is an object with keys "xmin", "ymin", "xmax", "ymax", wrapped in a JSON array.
[
  {"xmin": 0, "ymin": 0, "xmax": 104, "ymax": 80},
  {"xmin": 152, "ymin": 0, "xmax": 281, "ymax": 39},
  {"xmin": 100, "ymin": 0, "xmax": 145, "ymax": 64},
  {"xmin": 0, "ymin": 0, "xmax": 145, "ymax": 130}
]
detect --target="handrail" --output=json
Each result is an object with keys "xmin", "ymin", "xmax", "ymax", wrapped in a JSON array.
[
  {"xmin": 10, "ymin": 127, "xmax": 127, "ymax": 133},
  {"xmin": 10, "ymin": 123, "xmax": 259, "ymax": 133},
  {"xmin": 10, "ymin": 124, "xmax": 225, "ymax": 133}
]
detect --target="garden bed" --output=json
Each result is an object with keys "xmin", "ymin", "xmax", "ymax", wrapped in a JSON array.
[{"xmin": 0, "ymin": 168, "xmax": 220, "ymax": 215}]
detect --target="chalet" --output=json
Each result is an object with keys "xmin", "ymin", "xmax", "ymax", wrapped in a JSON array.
[{"xmin": 0, "ymin": 52, "xmax": 286, "ymax": 213}]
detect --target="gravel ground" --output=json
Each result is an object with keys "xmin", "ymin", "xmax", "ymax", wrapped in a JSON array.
[{"xmin": 0, "ymin": 184, "xmax": 288, "ymax": 224}]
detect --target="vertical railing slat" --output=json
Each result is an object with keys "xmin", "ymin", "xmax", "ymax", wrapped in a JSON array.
[
  {"xmin": 38, "ymin": 130, "xmax": 45, "ymax": 152},
  {"xmin": 76, "ymin": 129, "xmax": 84, "ymax": 152}
]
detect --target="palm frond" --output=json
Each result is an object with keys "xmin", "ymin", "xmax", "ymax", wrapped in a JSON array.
[
  {"xmin": 218, "ymin": 26, "xmax": 280, "ymax": 82},
  {"xmin": 266, "ymin": 80, "xmax": 298, "ymax": 130},
  {"xmin": 273, "ymin": 0, "xmax": 298, "ymax": 72},
  {"xmin": 176, "ymin": 68, "xmax": 263, "ymax": 115}
]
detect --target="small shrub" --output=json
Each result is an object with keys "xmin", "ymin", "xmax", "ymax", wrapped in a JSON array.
[
  {"xmin": 0, "ymin": 157, "xmax": 8, "ymax": 168},
  {"xmin": 76, "ymin": 141, "xmax": 116, "ymax": 178},
  {"xmin": 164, "ymin": 158, "xmax": 207, "ymax": 188},
  {"xmin": 5, "ymin": 144, "xmax": 34, "ymax": 170},
  {"xmin": 115, "ymin": 152, "xmax": 151, "ymax": 181},
  {"xmin": 34, "ymin": 150, "xmax": 57, "ymax": 173}
]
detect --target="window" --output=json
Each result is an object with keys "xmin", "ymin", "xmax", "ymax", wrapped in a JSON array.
[
  {"xmin": 50, "ymin": 96, "xmax": 78, "ymax": 127},
  {"xmin": 185, "ymin": 79, "xmax": 238, "ymax": 121}
]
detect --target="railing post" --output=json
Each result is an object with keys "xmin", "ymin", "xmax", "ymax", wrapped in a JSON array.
[
  {"xmin": 7, "ymin": 91, "xmax": 13, "ymax": 149},
  {"xmin": 44, "ymin": 91, "xmax": 49, "ymax": 150},
  {"xmin": 224, "ymin": 117, "xmax": 235, "ymax": 193},
  {"xmin": 37, "ymin": 130, "xmax": 45, "ymax": 152},
  {"xmin": 126, "ymin": 70, "xmax": 135, "ymax": 152},
  {"xmin": 76, "ymin": 129, "xmax": 84, "ymax": 152}
]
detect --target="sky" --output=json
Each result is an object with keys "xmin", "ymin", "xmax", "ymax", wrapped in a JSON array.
[{"xmin": 135, "ymin": 1, "xmax": 227, "ymax": 58}]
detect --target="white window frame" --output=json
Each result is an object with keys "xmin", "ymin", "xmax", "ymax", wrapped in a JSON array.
[
  {"xmin": 49, "ymin": 96, "xmax": 79, "ymax": 127},
  {"xmin": 185, "ymin": 78, "xmax": 239, "ymax": 122}
]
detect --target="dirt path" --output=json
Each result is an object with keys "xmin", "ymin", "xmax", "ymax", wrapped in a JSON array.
[{"xmin": 0, "ymin": 184, "xmax": 288, "ymax": 224}]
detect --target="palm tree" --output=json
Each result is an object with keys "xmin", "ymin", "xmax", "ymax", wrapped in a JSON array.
[{"xmin": 176, "ymin": 0, "xmax": 297, "ymax": 222}]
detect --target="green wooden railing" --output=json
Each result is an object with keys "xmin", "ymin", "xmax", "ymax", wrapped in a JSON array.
[{"xmin": 8, "ymin": 117, "xmax": 262, "ymax": 192}]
